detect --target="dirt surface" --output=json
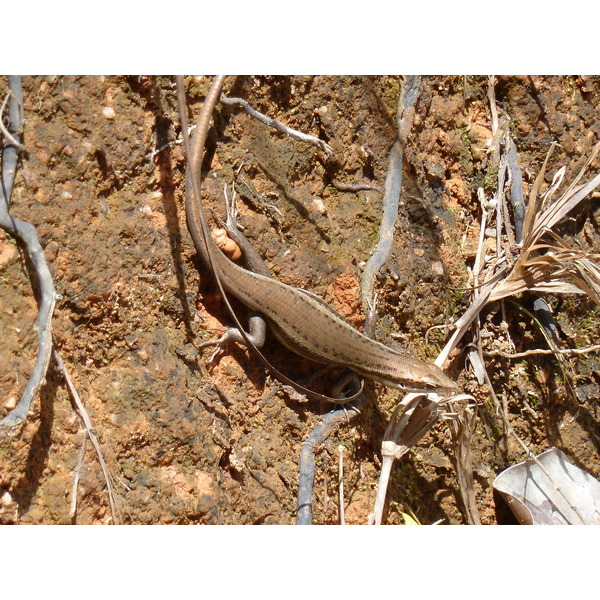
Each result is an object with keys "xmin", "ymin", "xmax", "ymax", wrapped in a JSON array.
[{"xmin": 0, "ymin": 75, "xmax": 598, "ymax": 524}]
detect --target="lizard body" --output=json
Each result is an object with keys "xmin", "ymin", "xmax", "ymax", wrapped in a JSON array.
[{"xmin": 179, "ymin": 75, "xmax": 458, "ymax": 399}]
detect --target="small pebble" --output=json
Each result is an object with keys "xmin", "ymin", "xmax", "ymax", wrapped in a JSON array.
[
  {"xmin": 35, "ymin": 189, "xmax": 48, "ymax": 204},
  {"xmin": 431, "ymin": 260, "xmax": 445, "ymax": 276},
  {"xmin": 3, "ymin": 396, "xmax": 16, "ymax": 410},
  {"xmin": 312, "ymin": 197, "xmax": 326, "ymax": 214},
  {"xmin": 20, "ymin": 165, "xmax": 40, "ymax": 191},
  {"xmin": 37, "ymin": 151, "xmax": 50, "ymax": 165},
  {"xmin": 102, "ymin": 106, "xmax": 116, "ymax": 119},
  {"xmin": 82, "ymin": 141, "xmax": 96, "ymax": 154}
]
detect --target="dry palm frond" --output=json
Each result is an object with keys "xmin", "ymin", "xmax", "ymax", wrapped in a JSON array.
[
  {"xmin": 489, "ymin": 235, "xmax": 600, "ymax": 303},
  {"xmin": 441, "ymin": 140, "xmax": 600, "ymax": 365},
  {"xmin": 488, "ymin": 143, "xmax": 600, "ymax": 304}
]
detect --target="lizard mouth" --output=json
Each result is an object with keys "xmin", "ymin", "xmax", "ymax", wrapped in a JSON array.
[{"xmin": 379, "ymin": 373, "xmax": 459, "ymax": 395}]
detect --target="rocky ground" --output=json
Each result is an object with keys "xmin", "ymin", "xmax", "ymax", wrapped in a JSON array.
[{"xmin": 0, "ymin": 75, "xmax": 598, "ymax": 524}]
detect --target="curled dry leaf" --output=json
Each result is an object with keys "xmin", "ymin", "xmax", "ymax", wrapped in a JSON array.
[{"xmin": 493, "ymin": 447, "xmax": 600, "ymax": 525}]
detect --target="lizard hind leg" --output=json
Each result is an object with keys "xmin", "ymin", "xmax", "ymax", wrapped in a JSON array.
[{"xmin": 198, "ymin": 313, "xmax": 267, "ymax": 363}]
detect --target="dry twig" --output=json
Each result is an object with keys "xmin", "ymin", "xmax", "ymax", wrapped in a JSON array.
[
  {"xmin": 220, "ymin": 93, "xmax": 333, "ymax": 155},
  {"xmin": 0, "ymin": 90, "xmax": 25, "ymax": 151},
  {"xmin": 485, "ymin": 344, "xmax": 600, "ymax": 359},
  {"xmin": 338, "ymin": 444, "xmax": 345, "ymax": 525}
]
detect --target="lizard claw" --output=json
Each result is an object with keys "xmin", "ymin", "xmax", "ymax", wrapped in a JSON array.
[
  {"xmin": 198, "ymin": 326, "xmax": 250, "ymax": 364},
  {"xmin": 197, "ymin": 327, "xmax": 229, "ymax": 364}
]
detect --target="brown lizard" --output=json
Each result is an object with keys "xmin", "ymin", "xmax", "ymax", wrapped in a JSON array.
[{"xmin": 177, "ymin": 75, "xmax": 458, "ymax": 402}]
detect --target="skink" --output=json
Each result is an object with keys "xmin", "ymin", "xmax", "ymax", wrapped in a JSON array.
[{"xmin": 178, "ymin": 75, "xmax": 458, "ymax": 401}]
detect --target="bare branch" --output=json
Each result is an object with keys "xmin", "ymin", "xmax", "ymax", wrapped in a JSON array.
[{"xmin": 0, "ymin": 76, "xmax": 57, "ymax": 428}]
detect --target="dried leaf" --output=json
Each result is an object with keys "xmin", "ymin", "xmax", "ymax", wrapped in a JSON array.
[
  {"xmin": 534, "ymin": 170, "xmax": 600, "ymax": 237},
  {"xmin": 493, "ymin": 447, "xmax": 600, "ymax": 524},
  {"xmin": 467, "ymin": 349, "xmax": 486, "ymax": 385},
  {"xmin": 556, "ymin": 141, "xmax": 600, "ymax": 203},
  {"xmin": 447, "ymin": 403, "xmax": 481, "ymax": 525}
]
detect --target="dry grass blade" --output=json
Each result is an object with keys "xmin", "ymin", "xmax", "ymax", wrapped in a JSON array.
[
  {"xmin": 523, "ymin": 142, "xmax": 600, "ymax": 245},
  {"xmin": 539, "ymin": 142, "xmax": 600, "ymax": 226},
  {"xmin": 445, "ymin": 403, "xmax": 481, "ymax": 525},
  {"xmin": 490, "ymin": 238, "xmax": 600, "ymax": 303},
  {"xmin": 437, "ymin": 269, "xmax": 507, "ymax": 364},
  {"xmin": 534, "ymin": 232, "xmax": 600, "ymax": 302},
  {"xmin": 533, "ymin": 173, "xmax": 600, "ymax": 240},
  {"xmin": 372, "ymin": 395, "xmax": 441, "ymax": 525},
  {"xmin": 53, "ymin": 350, "xmax": 122, "ymax": 524},
  {"xmin": 567, "ymin": 255, "xmax": 600, "ymax": 304},
  {"xmin": 69, "ymin": 431, "xmax": 88, "ymax": 519},
  {"xmin": 522, "ymin": 142, "xmax": 557, "ymax": 243},
  {"xmin": 371, "ymin": 392, "xmax": 472, "ymax": 525}
]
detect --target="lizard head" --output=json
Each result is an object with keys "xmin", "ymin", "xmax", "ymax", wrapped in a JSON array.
[{"xmin": 378, "ymin": 359, "xmax": 460, "ymax": 395}]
